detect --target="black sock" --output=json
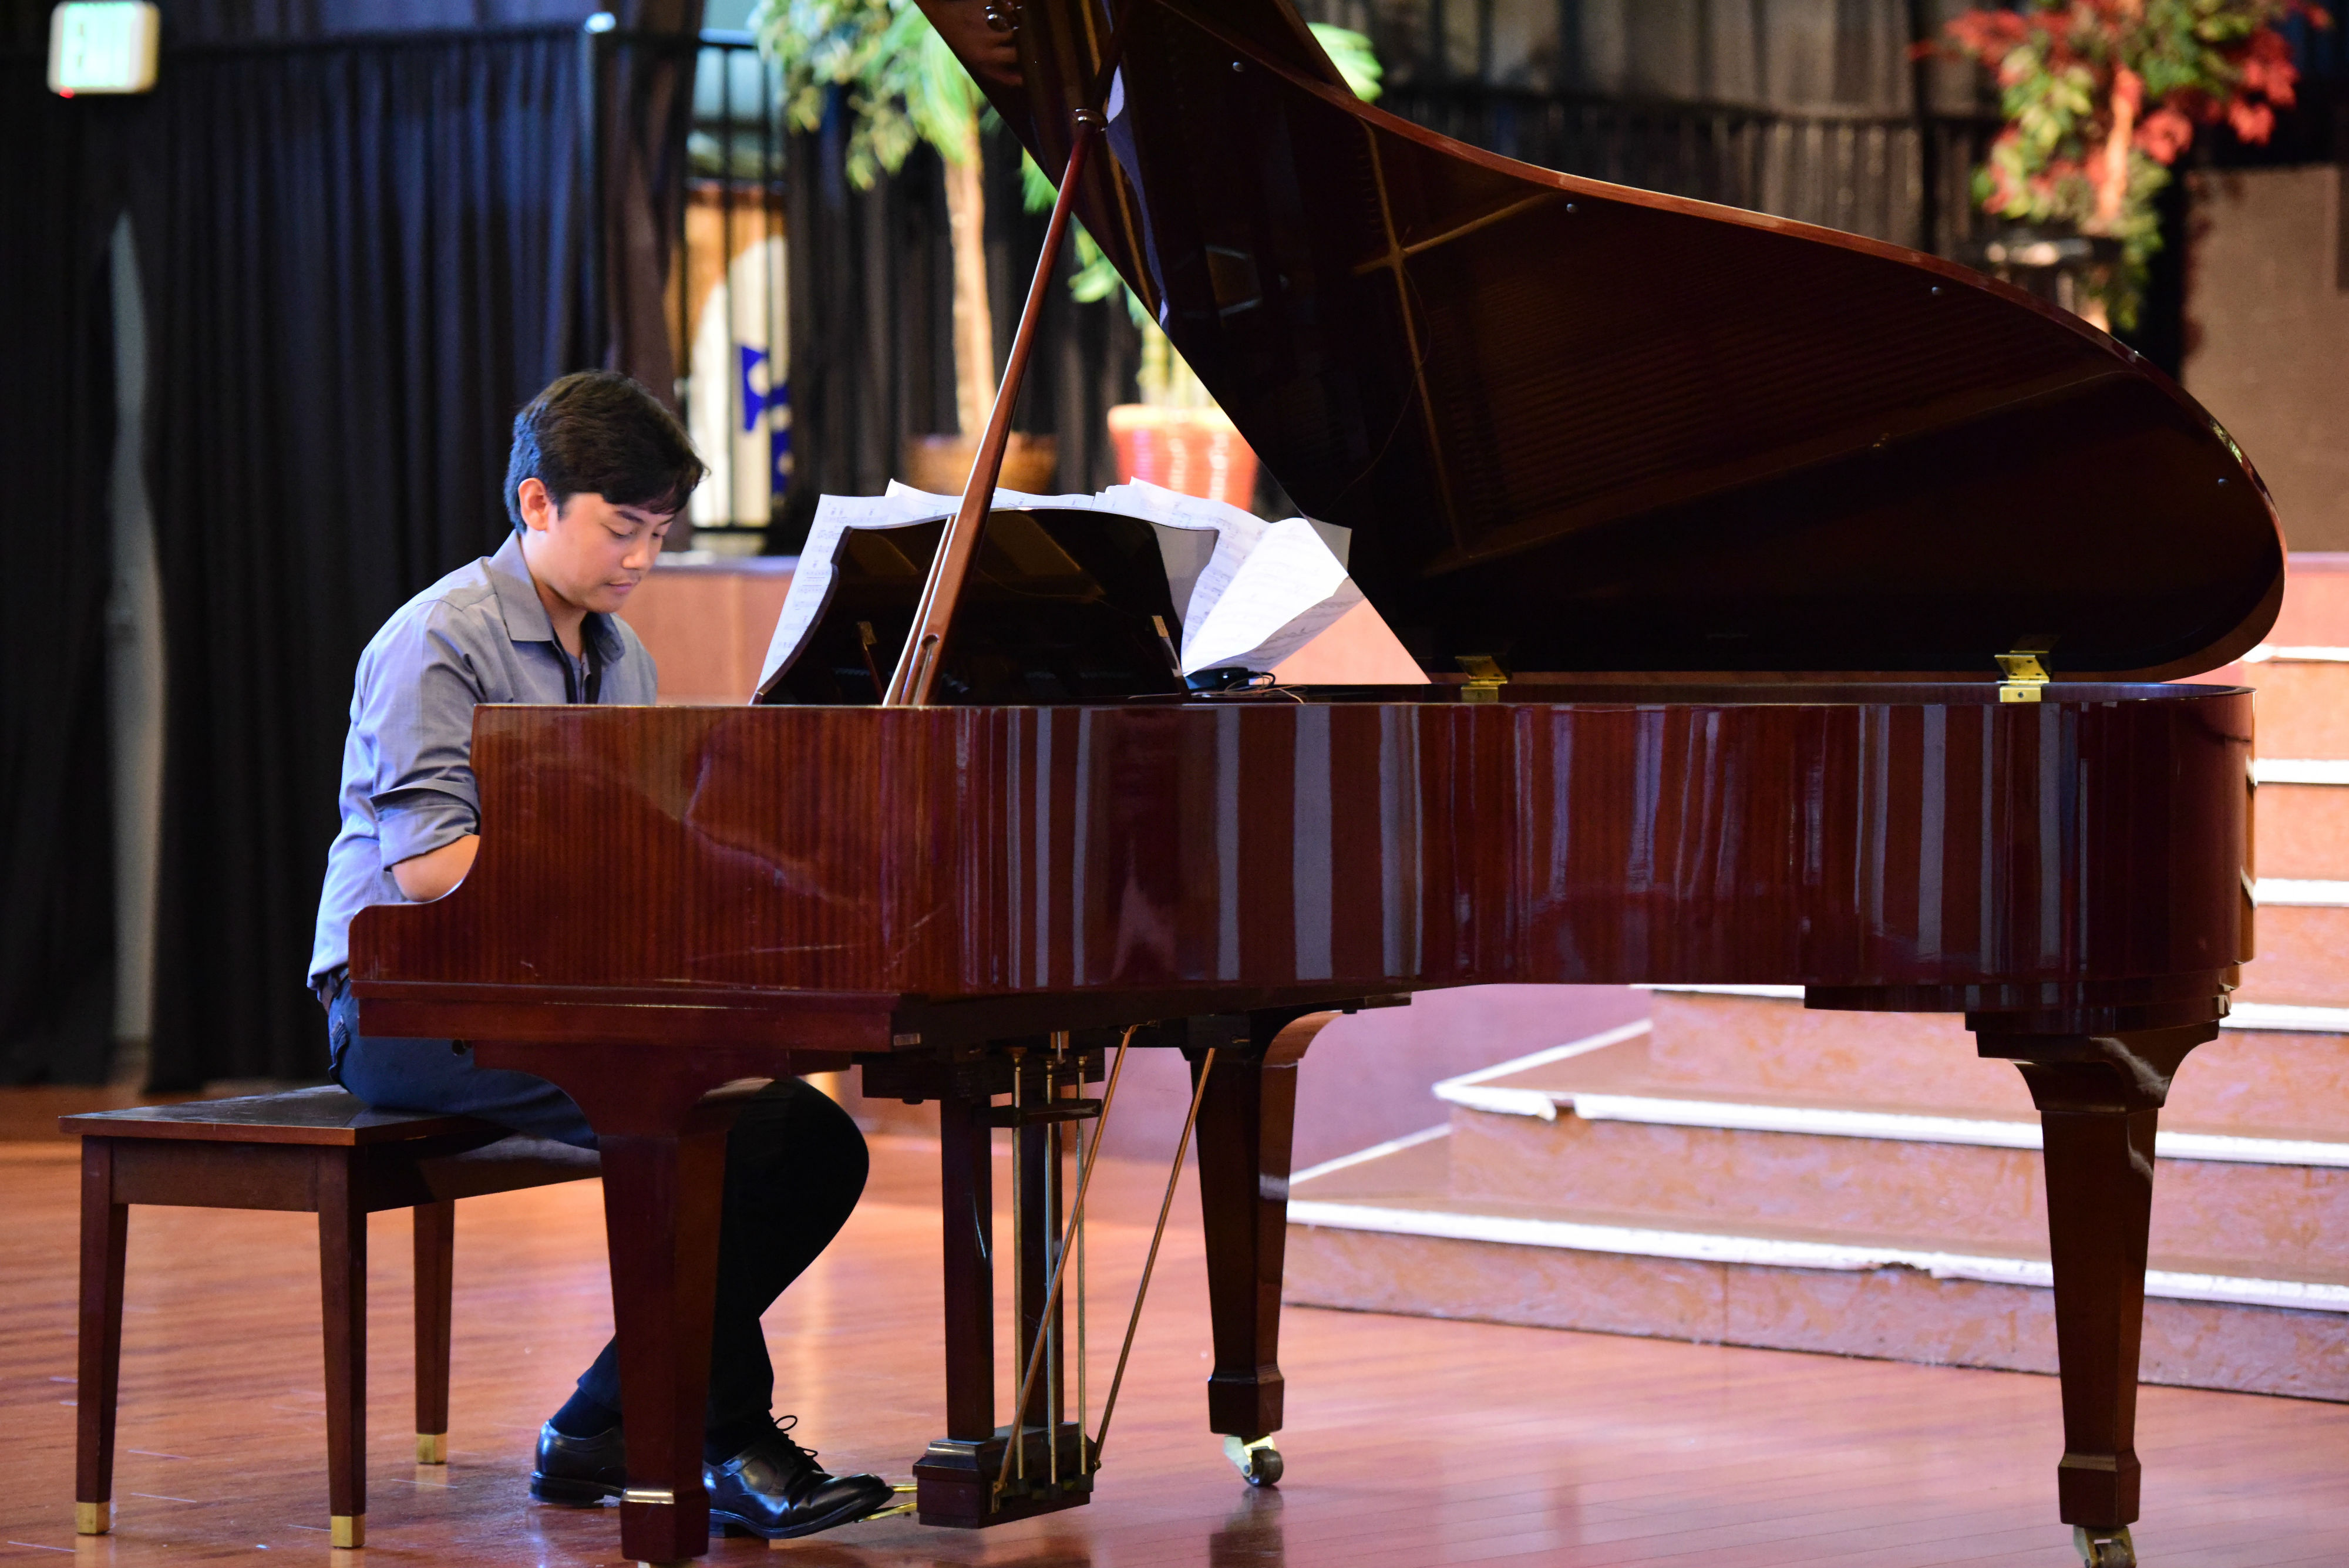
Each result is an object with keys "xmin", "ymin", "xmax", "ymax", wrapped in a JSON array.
[
  {"xmin": 704, "ymin": 1416, "xmax": 774, "ymax": 1466},
  {"xmin": 548, "ymin": 1389, "xmax": 620, "ymax": 1439}
]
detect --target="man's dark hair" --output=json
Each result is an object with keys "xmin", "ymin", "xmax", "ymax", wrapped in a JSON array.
[{"xmin": 504, "ymin": 370, "xmax": 705, "ymax": 530}]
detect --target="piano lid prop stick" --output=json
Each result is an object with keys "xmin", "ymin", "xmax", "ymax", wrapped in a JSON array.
[
  {"xmin": 994, "ymin": 1024, "xmax": 1139, "ymax": 1501},
  {"xmin": 884, "ymin": 112, "xmax": 1105, "ymax": 707},
  {"xmin": 1089, "ymin": 1046, "xmax": 1217, "ymax": 1459}
]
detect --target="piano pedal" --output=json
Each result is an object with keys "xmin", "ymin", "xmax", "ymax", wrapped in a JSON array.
[
  {"xmin": 2074, "ymin": 1525, "xmax": 2136, "ymax": 1567},
  {"xmin": 1221, "ymin": 1434, "xmax": 1282, "ymax": 1488}
]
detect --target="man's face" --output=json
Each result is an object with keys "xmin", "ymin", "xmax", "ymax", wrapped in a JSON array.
[{"xmin": 516, "ymin": 477, "xmax": 673, "ymax": 615}]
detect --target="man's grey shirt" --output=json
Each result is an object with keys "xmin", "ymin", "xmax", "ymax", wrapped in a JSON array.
[{"xmin": 308, "ymin": 531, "xmax": 657, "ymax": 987}]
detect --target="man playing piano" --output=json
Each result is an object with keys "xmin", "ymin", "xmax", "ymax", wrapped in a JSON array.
[{"xmin": 306, "ymin": 371, "xmax": 894, "ymax": 1540}]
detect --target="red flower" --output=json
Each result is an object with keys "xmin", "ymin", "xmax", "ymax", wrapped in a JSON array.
[
  {"xmin": 2227, "ymin": 99, "xmax": 2279, "ymax": 140},
  {"xmin": 2238, "ymin": 29, "xmax": 2301, "ymax": 107},
  {"xmin": 2135, "ymin": 105, "xmax": 2196, "ymax": 162}
]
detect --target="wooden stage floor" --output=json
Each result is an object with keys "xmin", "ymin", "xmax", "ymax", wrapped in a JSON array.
[{"xmin": 3, "ymin": 1125, "xmax": 2346, "ymax": 1567}]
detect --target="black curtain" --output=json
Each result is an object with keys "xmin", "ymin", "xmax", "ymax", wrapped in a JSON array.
[
  {"xmin": 130, "ymin": 29, "xmax": 597, "ymax": 1087},
  {"xmin": 594, "ymin": 10, "xmax": 706, "ymax": 416},
  {"xmin": 779, "ymin": 110, "xmax": 1142, "ymax": 550},
  {"xmin": 0, "ymin": 64, "xmax": 121, "ymax": 1084}
]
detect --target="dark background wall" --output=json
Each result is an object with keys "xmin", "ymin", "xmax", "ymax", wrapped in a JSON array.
[
  {"xmin": 0, "ymin": 63, "xmax": 120, "ymax": 1085},
  {"xmin": 2, "ymin": 0, "xmax": 701, "ymax": 1087}
]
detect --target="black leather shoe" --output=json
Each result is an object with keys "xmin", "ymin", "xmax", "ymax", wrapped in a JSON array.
[
  {"xmin": 530, "ymin": 1421, "xmax": 627, "ymax": 1506},
  {"xmin": 706, "ymin": 1417, "xmax": 894, "ymax": 1540}
]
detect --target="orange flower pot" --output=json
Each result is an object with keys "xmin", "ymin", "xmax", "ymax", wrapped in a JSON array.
[
  {"xmin": 1106, "ymin": 405, "xmax": 1258, "ymax": 508},
  {"xmin": 902, "ymin": 432, "xmax": 1060, "ymax": 497}
]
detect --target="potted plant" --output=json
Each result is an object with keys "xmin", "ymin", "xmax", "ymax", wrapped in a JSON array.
[
  {"xmin": 1934, "ymin": 0, "xmax": 2325, "ymax": 332},
  {"xmin": 753, "ymin": 0, "xmax": 1058, "ymax": 492},
  {"xmin": 1024, "ymin": 24, "xmax": 1383, "ymax": 507}
]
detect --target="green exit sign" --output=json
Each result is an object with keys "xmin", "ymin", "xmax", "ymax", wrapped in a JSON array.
[{"xmin": 48, "ymin": 2, "xmax": 159, "ymax": 96}]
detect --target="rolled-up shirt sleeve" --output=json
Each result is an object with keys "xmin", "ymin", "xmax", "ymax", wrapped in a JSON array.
[{"xmin": 366, "ymin": 607, "xmax": 487, "ymax": 867}]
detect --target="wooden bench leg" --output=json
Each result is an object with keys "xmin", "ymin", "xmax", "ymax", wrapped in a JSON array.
[
  {"xmin": 413, "ymin": 1201, "xmax": 453, "ymax": 1465},
  {"xmin": 319, "ymin": 1156, "xmax": 366, "ymax": 1549},
  {"xmin": 76, "ymin": 1140, "xmax": 127, "ymax": 1536}
]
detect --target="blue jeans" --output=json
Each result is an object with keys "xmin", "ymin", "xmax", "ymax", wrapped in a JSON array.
[{"xmin": 326, "ymin": 985, "xmax": 869, "ymax": 1435}]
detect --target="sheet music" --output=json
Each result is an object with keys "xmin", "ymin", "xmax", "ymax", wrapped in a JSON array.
[
  {"xmin": 879, "ymin": 479, "xmax": 1250, "ymax": 624},
  {"xmin": 1088, "ymin": 483, "xmax": 1356, "ymax": 672},
  {"xmin": 1178, "ymin": 516, "xmax": 1365, "ymax": 675},
  {"xmin": 753, "ymin": 477, "xmax": 1362, "ymax": 695},
  {"xmin": 755, "ymin": 490, "xmax": 936, "ymax": 694},
  {"xmin": 882, "ymin": 480, "xmax": 1100, "ymax": 513},
  {"xmin": 1097, "ymin": 480, "xmax": 1264, "ymax": 631}
]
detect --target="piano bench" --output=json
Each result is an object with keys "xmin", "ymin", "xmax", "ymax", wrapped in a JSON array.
[{"xmin": 59, "ymin": 1085, "xmax": 601, "ymax": 1549}]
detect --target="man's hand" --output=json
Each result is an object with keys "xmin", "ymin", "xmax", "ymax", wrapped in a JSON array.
[{"xmin": 391, "ymin": 835, "xmax": 480, "ymax": 902}]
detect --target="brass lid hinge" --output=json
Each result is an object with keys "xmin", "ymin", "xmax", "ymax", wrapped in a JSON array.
[
  {"xmin": 1456, "ymin": 654, "xmax": 1509, "ymax": 704},
  {"xmin": 1995, "ymin": 638, "xmax": 2057, "ymax": 703}
]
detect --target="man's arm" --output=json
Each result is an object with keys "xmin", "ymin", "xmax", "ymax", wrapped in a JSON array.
[
  {"xmin": 366, "ymin": 607, "xmax": 488, "ymax": 903},
  {"xmin": 390, "ymin": 834, "xmax": 479, "ymax": 902}
]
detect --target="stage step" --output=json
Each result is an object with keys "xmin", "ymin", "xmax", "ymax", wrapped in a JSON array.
[
  {"xmin": 1432, "ymin": 1019, "xmax": 2349, "ymax": 1279},
  {"xmin": 1287, "ymin": 994, "xmax": 2349, "ymax": 1402},
  {"xmin": 1601, "ymin": 991, "xmax": 2349, "ymax": 1133},
  {"xmin": 2255, "ymin": 776, "xmax": 2349, "ymax": 880},
  {"xmin": 1287, "ymin": 1132, "xmax": 2349, "ymax": 1402},
  {"xmin": 2245, "ymin": 894, "xmax": 2349, "ymax": 1008}
]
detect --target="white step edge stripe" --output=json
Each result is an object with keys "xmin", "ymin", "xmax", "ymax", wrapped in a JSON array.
[
  {"xmin": 2252, "ymin": 758, "xmax": 2349, "ymax": 786},
  {"xmin": 2256, "ymin": 877, "xmax": 2349, "ymax": 907},
  {"xmin": 1647, "ymin": 985, "xmax": 2349, "ymax": 1036},
  {"xmin": 1291, "ymin": 1123, "xmax": 1449, "ymax": 1186},
  {"xmin": 2230, "ymin": 1001, "xmax": 2349, "ymax": 1033},
  {"xmin": 1431, "ymin": 1084, "xmax": 2349, "ymax": 1167},
  {"xmin": 1637, "ymin": 982, "xmax": 1805, "ymax": 999},
  {"xmin": 2243, "ymin": 645, "xmax": 2349, "ymax": 664},
  {"xmin": 1433, "ymin": 1019, "xmax": 1654, "ymax": 1093},
  {"xmin": 1284, "ymin": 1200, "xmax": 2349, "ymax": 1313}
]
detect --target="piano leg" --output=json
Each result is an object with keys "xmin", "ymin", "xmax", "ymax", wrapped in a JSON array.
[
  {"xmin": 471, "ymin": 1041, "xmax": 751, "ymax": 1567},
  {"xmin": 1189, "ymin": 1010, "xmax": 1343, "ymax": 1487},
  {"xmin": 1976, "ymin": 1023, "xmax": 2215, "ymax": 1568}
]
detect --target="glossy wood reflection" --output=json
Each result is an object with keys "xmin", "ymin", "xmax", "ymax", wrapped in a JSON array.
[{"xmin": 355, "ymin": 688, "xmax": 2250, "ymax": 1034}]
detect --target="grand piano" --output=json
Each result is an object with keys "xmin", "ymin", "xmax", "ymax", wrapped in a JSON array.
[{"xmin": 351, "ymin": 0, "xmax": 2283, "ymax": 1563}]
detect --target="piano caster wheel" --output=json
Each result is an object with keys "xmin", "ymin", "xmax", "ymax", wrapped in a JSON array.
[
  {"xmin": 2075, "ymin": 1525, "xmax": 2138, "ymax": 1568},
  {"xmin": 1222, "ymin": 1434, "xmax": 1282, "ymax": 1488}
]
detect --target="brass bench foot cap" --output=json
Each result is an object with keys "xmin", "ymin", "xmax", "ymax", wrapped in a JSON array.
[
  {"xmin": 76, "ymin": 1501, "xmax": 110, "ymax": 1535},
  {"xmin": 331, "ymin": 1514, "xmax": 365, "ymax": 1548},
  {"xmin": 416, "ymin": 1432, "xmax": 447, "ymax": 1464}
]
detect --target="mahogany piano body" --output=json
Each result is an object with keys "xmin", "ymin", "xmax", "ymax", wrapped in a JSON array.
[
  {"xmin": 357, "ymin": 681, "xmax": 2254, "ymax": 1556},
  {"xmin": 354, "ymin": 0, "xmax": 2286, "ymax": 1559},
  {"xmin": 363, "ymin": 692, "xmax": 2250, "ymax": 1028}
]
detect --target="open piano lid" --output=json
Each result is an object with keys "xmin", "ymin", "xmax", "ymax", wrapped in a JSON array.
[{"xmin": 914, "ymin": 0, "xmax": 2283, "ymax": 682}]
